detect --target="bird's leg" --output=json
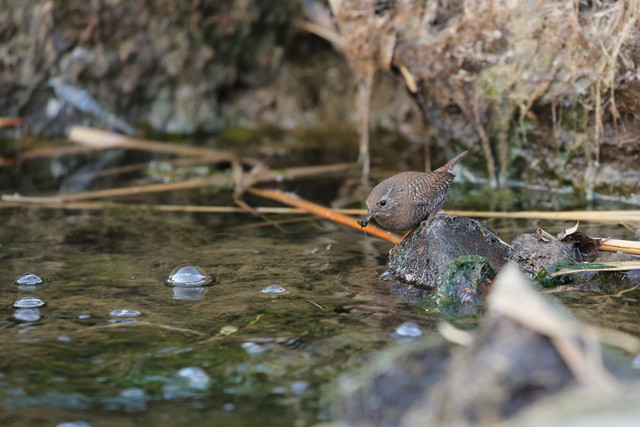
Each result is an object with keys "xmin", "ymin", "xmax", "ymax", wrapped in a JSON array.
[
  {"xmin": 420, "ymin": 198, "xmax": 447, "ymax": 227},
  {"xmin": 401, "ymin": 226, "xmax": 419, "ymax": 241}
]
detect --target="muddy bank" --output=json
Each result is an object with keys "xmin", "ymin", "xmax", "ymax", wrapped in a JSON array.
[{"xmin": 3, "ymin": 1, "xmax": 640, "ymax": 195}]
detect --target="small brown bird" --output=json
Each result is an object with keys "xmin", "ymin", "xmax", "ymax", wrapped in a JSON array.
[{"xmin": 358, "ymin": 151, "xmax": 468, "ymax": 238}]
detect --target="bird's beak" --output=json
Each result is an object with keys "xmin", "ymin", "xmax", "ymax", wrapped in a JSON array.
[{"xmin": 357, "ymin": 210, "xmax": 374, "ymax": 228}]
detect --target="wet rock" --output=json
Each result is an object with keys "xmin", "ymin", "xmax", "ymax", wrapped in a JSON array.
[
  {"xmin": 2, "ymin": 1, "xmax": 302, "ymax": 136},
  {"xmin": 333, "ymin": 265, "xmax": 634, "ymax": 426},
  {"xmin": 334, "ymin": 336, "xmax": 452, "ymax": 427},
  {"xmin": 387, "ymin": 215, "xmax": 510, "ymax": 290},
  {"xmin": 510, "ymin": 233, "xmax": 574, "ymax": 277}
]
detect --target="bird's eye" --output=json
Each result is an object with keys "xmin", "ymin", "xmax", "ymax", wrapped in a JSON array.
[{"xmin": 379, "ymin": 199, "xmax": 386, "ymax": 207}]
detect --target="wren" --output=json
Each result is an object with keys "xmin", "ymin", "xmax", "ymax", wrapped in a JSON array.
[{"xmin": 358, "ymin": 151, "xmax": 468, "ymax": 238}]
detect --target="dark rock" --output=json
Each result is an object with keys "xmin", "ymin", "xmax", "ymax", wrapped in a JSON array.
[
  {"xmin": 333, "ymin": 336, "xmax": 452, "ymax": 427},
  {"xmin": 510, "ymin": 233, "xmax": 574, "ymax": 277},
  {"xmin": 333, "ymin": 266, "xmax": 632, "ymax": 427},
  {"xmin": 387, "ymin": 215, "xmax": 510, "ymax": 289}
]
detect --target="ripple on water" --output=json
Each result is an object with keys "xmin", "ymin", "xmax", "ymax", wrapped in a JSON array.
[
  {"xmin": 13, "ymin": 295, "xmax": 45, "ymax": 308},
  {"xmin": 13, "ymin": 308, "xmax": 41, "ymax": 322},
  {"xmin": 261, "ymin": 285, "xmax": 286, "ymax": 295},
  {"xmin": 166, "ymin": 265, "xmax": 212, "ymax": 287}
]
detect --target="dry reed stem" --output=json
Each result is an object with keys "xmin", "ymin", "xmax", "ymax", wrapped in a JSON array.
[
  {"xmin": 295, "ymin": 19, "xmax": 344, "ymax": 48},
  {"xmin": 0, "ymin": 199, "xmax": 365, "ymax": 216},
  {"xmin": 0, "ymin": 145, "xmax": 101, "ymax": 166},
  {"xmin": 2, "ymin": 163, "xmax": 356, "ymax": 203},
  {"xmin": 74, "ymin": 321, "xmax": 205, "ymax": 337},
  {"xmin": 69, "ymin": 126, "xmax": 259, "ymax": 165},
  {"xmin": 447, "ymin": 209, "xmax": 640, "ymax": 223},
  {"xmin": 0, "ymin": 117, "xmax": 25, "ymax": 127},
  {"xmin": 248, "ymin": 187, "xmax": 402, "ymax": 244},
  {"xmin": 599, "ymin": 238, "xmax": 640, "ymax": 255},
  {"xmin": 551, "ymin": 260, "xmax": 640, "ymax": 276}
]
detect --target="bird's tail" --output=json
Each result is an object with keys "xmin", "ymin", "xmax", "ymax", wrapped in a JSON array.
[{"xmin": 436, "ymin": 151, "xmax": 468, "ymax": 174}]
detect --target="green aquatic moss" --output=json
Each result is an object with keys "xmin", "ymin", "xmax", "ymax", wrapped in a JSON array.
[
  {"xmin": 533, "ymin": 260, "xmax": 576, "ymax": 288},
  {"xmin": 417, "ymin": 255, "xmax": 497, "ymax": 316}
]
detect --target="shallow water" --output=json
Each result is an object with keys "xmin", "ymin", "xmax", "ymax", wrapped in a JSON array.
[
  {"xmin": 2, "ymin": 136, "xmax": 640, "ymax": 426},
  {"xmin": 0, "ymin": 199, "xmax": 429, "ymax": 426}
]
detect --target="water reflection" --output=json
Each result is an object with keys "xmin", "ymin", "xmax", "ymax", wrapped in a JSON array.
[
  {"xmin": 1, "ymin": 184, "xmax": 638, "ymax": 426},
  {"xmin": 13, "ymin": 308, "xmax": 41, "ymax": 322},
  {"xmin": 171, "ymin": 286, "xmax": 205, "ymax": 300}
]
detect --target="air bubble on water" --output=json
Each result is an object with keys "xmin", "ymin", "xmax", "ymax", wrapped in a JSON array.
[
  {"xmin": 120, "ymin": 387, "xmax": 147, "ymax": 411},
  {"xmin": 391, "ymin": 322, "xmax": 422, "ymax": 340},
  {"xmin": 56, "ymin": 422, "xmax": 91, "ymax": 427},
  {"xmin": 271, "ymin": 386, "xmax": 286, "ymax": 395},
  {"xmin": 13, "ymin": 308, "xmax": 41, "ymax": 322},
  {"xmin": 121, "ymin": 387, "xmax": 146, "ymax": 399},
  {"xmin": 290, "ymin": 380, "xmax": 309, "ymax": 396},
  {"xmin": 241, "ymin": 342, "xmax": 265, "ymax": 355},
  {"xmin": 177, "ymin": 367, "xmax": 210, "ymax": 390},
  {"xmin": 13, "ymin": 295, "xmax": 45, "ymax": 308},
  {"xmin": 78, "ymin": 314, "xmax": 91, "ymax": 319},
  {"xmin": 261, "ymin": 285, "xmax": 286, "ymax": 295},
  {"xmin": 325, "ymin": 244, "xmax": 333, "ymax": 251},
  {"xmin": 166, "ymin": 265, "xmax": 212, "ymax": 287},
  {"xmin": 15, "ymin": 273, "xmax": 43, "ymax": 286},
  {"xmin": 110, "ymin": 309, "xmax": 141, "ymax": 317}
]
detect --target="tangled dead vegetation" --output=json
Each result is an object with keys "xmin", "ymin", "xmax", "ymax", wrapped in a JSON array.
[{"xmin": 326, "ymin": 0, "xmax": 640, "ymax": 191}]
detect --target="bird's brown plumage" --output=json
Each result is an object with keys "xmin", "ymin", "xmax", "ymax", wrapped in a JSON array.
[{"xmin": 359, "ymin": 151, "xmax": 468, "ymax": 233}]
